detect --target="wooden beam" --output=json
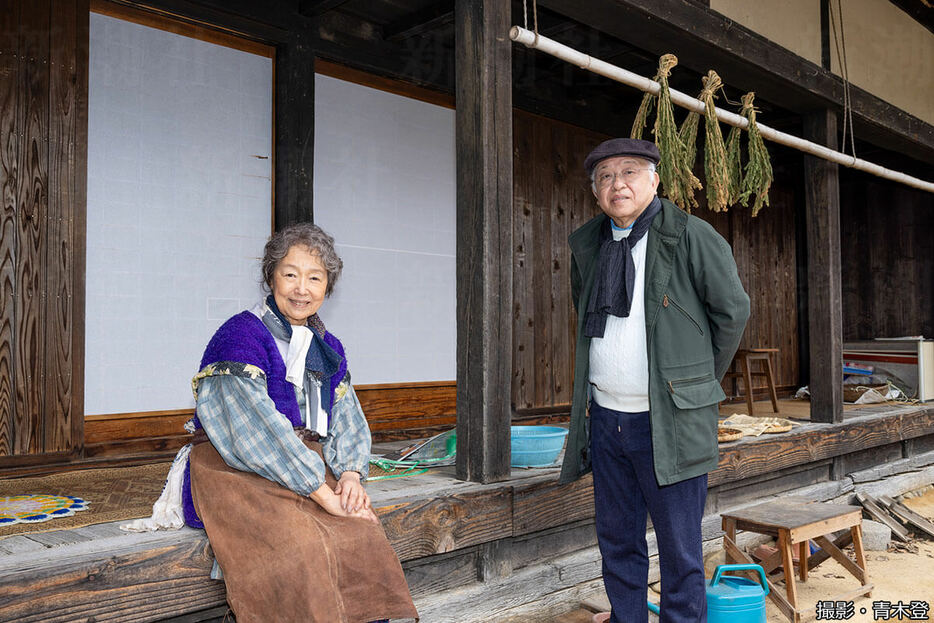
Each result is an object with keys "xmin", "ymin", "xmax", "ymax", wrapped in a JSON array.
[
  {"xmin": 298, "ymin": 0, "xmax": 351, "ymax": 18},
  {"xmin": 274, "ymin": 35, "xmax": 315, "ymax": 228},
  {"xmin": 454, "ymin": 0, "xmax": 513, "ymax": 483},
  {"xmin": 384, "ymin": 1, "xmax": 453, "ymax": 42},
  {"xmin": 820, "ymin": 0, "xmax": 831, "ymax": 70},
  {"xmin": 804, "ymin": 110, "xmax": 844, "ymax": 424},
  {"xmin": 712, "ymin": 405, "xmax": 934, "ymax": 486}
]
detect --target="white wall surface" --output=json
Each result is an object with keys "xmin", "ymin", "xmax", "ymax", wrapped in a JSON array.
[
  {"xmin": 85, "ymin": 13, "xmax": 272, "ymax": 415},
  {"xmin": 313, "ymin": 74, "xmax": 456, "ymax": 384}
]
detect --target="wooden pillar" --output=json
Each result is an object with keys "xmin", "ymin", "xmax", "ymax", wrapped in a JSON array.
[
  {"xmin": 454, "ymin": 0, "xmax": 513, "ymax": 482},
  {"xmin": 803, "ymin": 110, "xmax": 843, "ymax": 424},
  {"xmin": 274, "ymin": 32, "xmax": 315, "ymax": 229}
]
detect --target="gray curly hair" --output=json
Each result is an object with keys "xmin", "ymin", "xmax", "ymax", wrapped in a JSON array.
[{"xmin": 261, "ymin": 222, "xmax": 343, "ymax": 297}]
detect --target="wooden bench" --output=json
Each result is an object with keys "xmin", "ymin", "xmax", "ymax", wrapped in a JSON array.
[{"xmin": 721, "ymin": 499, "xmax": 872, "ymax": 622}]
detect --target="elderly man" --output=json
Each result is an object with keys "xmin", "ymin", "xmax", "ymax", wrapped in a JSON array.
[{"xmin": 560, "ymin": 138, "xmax": 750, "ymax": 623}]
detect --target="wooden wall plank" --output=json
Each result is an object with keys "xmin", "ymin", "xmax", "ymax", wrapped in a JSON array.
[
  {"xmin": 512, "ymin": 112, "xmax": 534, "ymax": 411},
  {"xmin": 44, "ymin": 0, "xmax": 78, "ymax": 454},
  {"xmin": 840, "ymin": 167, "xmax": 934, "ymax": 341},
  {"xmin": 530, "ymin": 110, "xmax": 553, "ymax": 410},
  {"xmin": 357, "ymin": 382, "xmax": 456, "ymax": 435},
  {"xmin": 511, "ymin": 110, "xmax": 606, "ymax": 417},
  {"xmin": 0, "ymin": 0, "xmax": 21, "ymax": 458},
  {"xmin": 13, "ymin": 0, "xmax": 50, "ymax": 454},
  {"xmin": 454, "ymin": 0, "xmax": 513, "ymax": 483},
  {"xmin": 550, "ymin": 125, "xmax": 571, "ymax": 406},
  {"xmin": 70, "ymin": 0, "xmax": 89, "ymax": 456}
]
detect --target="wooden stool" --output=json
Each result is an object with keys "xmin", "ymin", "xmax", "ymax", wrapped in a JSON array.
[
  {"xmin": 726, "ymin": 348, "xmax": 780, "ymax": 415},
  {"xmin": 721, "ymin": 499, "xmax": 872, "ymax": 622}
]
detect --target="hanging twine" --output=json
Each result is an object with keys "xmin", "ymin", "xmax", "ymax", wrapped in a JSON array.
[
  {"xmin": 739, "ymin": 92, "xmax": 773, "ymax": 216},
  {"xmin": 651, "ymin": 55, "xmax": 701, "ymax": 212},
  {"xmin": 701, "ymin": 71, "xmax": 730, "ymax": 212}
]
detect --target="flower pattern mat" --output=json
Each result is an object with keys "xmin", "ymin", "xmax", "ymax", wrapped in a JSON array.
[
  {"xmin": 0, "ymin": 462, "xmax": 171, "ymax": 538},
  {"xmin": 0, "ymin": 494, "xmax": 88, "ymax": 526}
]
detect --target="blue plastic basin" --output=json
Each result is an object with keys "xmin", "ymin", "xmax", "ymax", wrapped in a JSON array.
[{"xmin": 510, "ymin": 426, "xmax": 569, "ymax": 467}]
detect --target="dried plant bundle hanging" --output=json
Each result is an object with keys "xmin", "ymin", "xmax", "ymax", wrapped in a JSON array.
[
  {"xmin": 701, "ymin": 71, "xmax": 731, "ymax": 212},
  {"xmin": 678, "ymin": 82, "xmax": 706, "ymax": 173},
  {"xmin": 631, "ymin": 74, "xmax": 657, "ymax": 140},
  {"xmin": 724, "ymin": 101, "xmax": 745, "ymax": 207},
  {"xmin": 739, "ymin": 92, "xmax": 773, "ymax": 216},
  {"xmin": 651, "ymin": 54, "xmax": 701, "ymax": 212}
]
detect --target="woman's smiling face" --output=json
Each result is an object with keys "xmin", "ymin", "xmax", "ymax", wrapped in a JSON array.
[{"xmin": 270, "ymin": 245, "xmax": 329, "ymax": 326}]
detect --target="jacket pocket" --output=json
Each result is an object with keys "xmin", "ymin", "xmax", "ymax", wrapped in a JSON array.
[
  {"xmin": 667, "ymin": 374, "xmax": 726, "ymax": 409},
  {"xmin": 664, "ymin": 294, "xmax": 704, "ymax": 336},
  {"xmin": 665, "ymin": 373, "xmax": 724, "ymax": 471}
]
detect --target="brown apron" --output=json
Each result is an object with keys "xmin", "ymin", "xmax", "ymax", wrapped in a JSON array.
[{"xmin": 189, "ymin": 440, "xmax": 418, "ymax": 623}]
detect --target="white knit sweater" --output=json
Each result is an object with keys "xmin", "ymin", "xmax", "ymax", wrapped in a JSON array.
[{"xmin": 588, "ymin": 226, "xmax": 650, "ymax": 412}]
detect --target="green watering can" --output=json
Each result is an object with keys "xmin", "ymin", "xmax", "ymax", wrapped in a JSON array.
[{"xmin": 647, "ymin": 563, "xmax": 770, "ymax": 623}]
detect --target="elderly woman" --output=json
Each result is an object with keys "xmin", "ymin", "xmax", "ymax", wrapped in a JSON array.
[{"xmin": 181, "ymin": 223, "xmax": 417, "ymax": 622}]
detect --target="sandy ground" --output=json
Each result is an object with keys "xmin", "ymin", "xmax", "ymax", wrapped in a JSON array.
[{"xmin": 507, "ymin": 488, "xmax": 934, "ymax": 623}]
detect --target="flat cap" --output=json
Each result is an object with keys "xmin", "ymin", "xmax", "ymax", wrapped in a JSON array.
[{"xmin": 584, "ymin": 138, "xmax": 660, "ymax": 174}]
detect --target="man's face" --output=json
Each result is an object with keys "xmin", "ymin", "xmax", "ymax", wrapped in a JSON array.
[{"xmin": 591, "ymin": 156, "xmax": 660, "ymax": 228}]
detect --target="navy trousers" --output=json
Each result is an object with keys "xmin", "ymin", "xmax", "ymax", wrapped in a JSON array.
[{"xmin": 590, "ymin": 401, "xmax": 708, "ymax": 623}]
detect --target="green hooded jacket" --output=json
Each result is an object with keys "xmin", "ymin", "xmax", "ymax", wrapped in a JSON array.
[{"xmin": 559, "ymin": 198, "xmax": 750, "ymax": 486}]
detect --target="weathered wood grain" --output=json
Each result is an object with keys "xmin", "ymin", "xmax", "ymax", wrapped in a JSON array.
[
  {"xmin": 803, "ymin": 110, "xmax": 843, "ymax": 424},
  {"xmin": 531, "ymin": 115, "xmax": 553, "ymax": 409},
  {"xmin": 550, "ymin": 125, "xmax": 571, "ymax": 407},
  {"xmin": 356, "ymin": 381, "xmax": 456, "ymax": 433},
  {"xmin": 454, "ymin": 0, "xmax": 513, "ymax": 483},
  {"xmin": 13, "ymin": 0, "xmax": 50, "ymax": 455},
  {"xmin": 512, "ymin": 472, "xmax": 594, "ymax": 534},
  {"xmin": 44, "ymin": 0, "xmax": 78, "ymax": 454},
  {"xmin": 712, "ymin": 406, "xmax": 934, "ymax": 486},
  {"xmin": 377, "ymin": 487, "xmax": 513, "ymax": 561},
  {"xmin": 0, "ymin": 534, "xmax": 225, "ymax": 623},
  {"xmin": 840, "ymin": 167, "xmax": 934, "ymax": 342},
  {"xmin": 0, "ymin": 0, "xmax": 20, "ymax": 458},
  {"xmin": 513, "ymin": 112, "xmax": 535, "ymax": 411},
  {"xmin": 402, "ymin": 547, "xmax": 479, "ymax": 598},
  {"xmin": 84, "ymin": 412, "xmax": 192, "ymax": 444}
]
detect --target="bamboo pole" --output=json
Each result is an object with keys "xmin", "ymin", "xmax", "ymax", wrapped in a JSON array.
[{"xmin": 510, "ymin": 26, "xmax": 934, "ymax": 194}]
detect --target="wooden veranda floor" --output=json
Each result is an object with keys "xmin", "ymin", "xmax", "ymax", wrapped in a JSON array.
[{"xmin": 1, "ymin": 399, "xmax": 933, "ymax": 622}]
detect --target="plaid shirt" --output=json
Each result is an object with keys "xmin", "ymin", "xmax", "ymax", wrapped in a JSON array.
[{"xmin": 195, "ymin": 373, "xmax": 371, "ymax": 496}]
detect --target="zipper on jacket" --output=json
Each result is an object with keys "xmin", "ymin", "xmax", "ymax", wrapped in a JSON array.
[
  {"xmin": 663, "ymin": 294, "xmax": 704, "ymax": 336},
  {"xmin": 667, "ymin": 375, "xmax": 709, "ymax": 393}
]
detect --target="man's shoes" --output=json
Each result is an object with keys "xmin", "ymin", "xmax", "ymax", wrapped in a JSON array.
[{"xmin": 592, "ymin": 613, "xmax": 611, "ymax": 623}]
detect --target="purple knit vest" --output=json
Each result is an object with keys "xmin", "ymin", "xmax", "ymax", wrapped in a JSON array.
[{"xmin": 182, "ymin": 311, "xmax": 347, "ymax": 528}]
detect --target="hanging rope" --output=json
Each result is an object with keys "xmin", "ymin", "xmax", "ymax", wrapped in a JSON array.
[
  {"xmin": 829, "ymin": 0, "xmax": 857, "ymax": 158},
  {"xmin": 522, "ymin": 0, "xmax": 540, "ymax": 46},
  {"xmin": 700, "ymin": 71, "xmax": 732, "ymax": 212},
  {"xmin": 739, "ymin": 92, "xmax": 773, "ymax": 216}
]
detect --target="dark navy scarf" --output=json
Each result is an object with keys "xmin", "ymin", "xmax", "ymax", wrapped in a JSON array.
[{"xmin": 583, "ymin": 196, "xmax": 661, "ymax": 338}]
